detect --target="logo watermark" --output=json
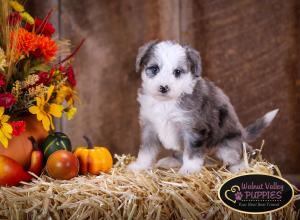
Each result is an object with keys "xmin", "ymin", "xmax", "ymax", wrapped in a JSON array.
[{"xmin": 218, "ymin": 173, "xmax": 294, "ymax": 214}]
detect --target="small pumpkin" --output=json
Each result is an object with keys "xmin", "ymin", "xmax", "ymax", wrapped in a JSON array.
[
  {"xmin": 46, "ymin": 150, "xmax": 79, "ymax": 180},
  {"xmin": 74, "ymin": 136, "xmax": 113, "ymax": 175},
  {"xmin": 41, "ymin": 132, "xmax": 72, "ymax": 161}
]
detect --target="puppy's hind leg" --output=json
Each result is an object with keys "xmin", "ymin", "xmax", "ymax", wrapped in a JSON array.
[
  {"xmin": 216, "ymin": 138, "xmax": 246, "ymax": 173},
  {"xmin": 128, "ymin": 124, "xmax": 161, "ymax": 171}
]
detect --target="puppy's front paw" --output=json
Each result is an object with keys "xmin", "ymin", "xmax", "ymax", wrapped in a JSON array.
[
  {"xmin": 179, "ymin": 163, "xmax": 202, "ymax": 175},
  {"xmin": 128, "ymin": 161, "xmax": 151, "ymax": 171}
]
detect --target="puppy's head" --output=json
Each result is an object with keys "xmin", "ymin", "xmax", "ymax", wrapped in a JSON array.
[{"xmin": 136, "ymin": 41, "xmax": 202, "ymax": 100}]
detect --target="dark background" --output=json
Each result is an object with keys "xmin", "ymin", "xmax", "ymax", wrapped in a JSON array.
[{"xmin": 29, "ymin": 1, "xmax": 300, "ymax": 180}]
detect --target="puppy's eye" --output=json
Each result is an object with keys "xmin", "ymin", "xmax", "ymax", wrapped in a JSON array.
[
  {"xmin": 146, "ymin": 65, "xmax": 160, "ymax": 77},
  {"xmin": 174, "ymin": 68, "xmax": 183, "ymax": 78}
]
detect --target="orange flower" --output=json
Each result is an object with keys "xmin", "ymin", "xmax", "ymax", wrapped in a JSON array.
[
  {"xmin": 10, "ymin": 28, "xmax": 57, "ymax": 61},
  {"xmin": 36, "ymin": 36, "xmax": 57, "ymax": 61},
  {"xmin": 11, "ymin": 28, "xmax": 37, "ymax": 58}
]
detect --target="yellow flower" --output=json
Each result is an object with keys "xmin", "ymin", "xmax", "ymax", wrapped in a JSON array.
[
  {"xmin": 9, "ymin": 1, "xmax": 34, "ymax": 24},
  {"xmin": 9, "ymin": 1, "xmax": 24, "ymax": 12},
  {"xmin": 66, "ymin": 107, "xmax": 77, "ymax": 120},
  {"xmin": 29, "ymin": 86, "xmax": 64, "ymax": 131},
  {"xmin": 56, "ymin": 85, "xmax": 79, "ymax": 106},
  {"xmin": 0, "ymin": 107, "xmax": 13, "ymax": 148},
  {"xmin": 20, "ymin": 12, "xmax": 34, "ymax": 24}
]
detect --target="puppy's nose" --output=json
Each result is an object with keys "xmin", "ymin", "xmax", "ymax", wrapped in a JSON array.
[{"xmin": 159, "ymin": 85, "xmax": 169, "ymax": 94}]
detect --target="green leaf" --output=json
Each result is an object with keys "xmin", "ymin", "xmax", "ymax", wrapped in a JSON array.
[
  {"xmin": 29, "ymin": 63, "xmax": 51, "ymax": 74},
  {"xmin": 23, "ymin": 59, "xmax": 31, "ymax": 78}
]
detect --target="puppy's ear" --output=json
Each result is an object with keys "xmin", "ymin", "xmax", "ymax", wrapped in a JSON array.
[
  {"xmin": 136, "ymin": 41, "xmax": 157, "ymax": 73},
  {"xmin": 184, "ymin": 45, "xmax": 202, "ymax": 77}
]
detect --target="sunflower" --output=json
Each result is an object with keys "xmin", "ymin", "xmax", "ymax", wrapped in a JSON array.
[
  {"xmin": 56, "ymin": 85, "xmax": 79, "ymax": 106},
  {"xmin": 0, "ymin": 107, "xmax": 13, "ymax": 148},
  {"xmin": 66, "ymin": 106, "xmax": 77, "ymax": 120},
  {"xmin": 29, "ymin": 85, "xmax": 64, "ymax": 131}
]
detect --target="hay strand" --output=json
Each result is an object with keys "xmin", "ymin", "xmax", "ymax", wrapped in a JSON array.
[{"xmin": 0, "ymin": 152, "xmax": 299, "ymax": 220}]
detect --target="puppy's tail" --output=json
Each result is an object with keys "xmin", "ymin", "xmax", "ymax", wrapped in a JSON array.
[{"xmin": 244, "ymin": 109, "xmax": 279, "ymax": 143}]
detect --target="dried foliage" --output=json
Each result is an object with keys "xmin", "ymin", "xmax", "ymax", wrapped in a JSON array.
[{"xmin": 0, "ymin": 0, "xmax": 79, "ymax": 147}]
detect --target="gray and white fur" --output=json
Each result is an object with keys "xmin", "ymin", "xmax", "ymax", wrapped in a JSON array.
[{"xmin": 128, "ymin": 41, "xmax": 278, "ymax": 174}]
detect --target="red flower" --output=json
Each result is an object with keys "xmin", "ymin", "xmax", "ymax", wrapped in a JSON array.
[
  {"xmin": 0, "ymin": 74, "xmax": 6, "ymax": 87},
  {"xmin": 11, "ymin": 121, "xmax": 26, "ymax": 136},
  {"xmin": 37, "ymin": 72, "xmax": 51, "ymax": 85},
  {"xmin": 25, "ymin": 18, "xmax": 55, "ymax": 37},
  {"xmin": 66, "ymin": 66, "xmax": 76, "ymax": 87},
  {"xmin": 32, "ymin": 48, "xmax": 43, "ymax": 59},
  {"xmin": 58, "ymin": 65, "xmax": 65, "ymax": 72},
  {"xmin": 0, "ymin": 93, "xmax": 16, "ymax": 108},
  {"xmin": 8, "ymin": 12, "xmax": 22, "ymax": 26}
]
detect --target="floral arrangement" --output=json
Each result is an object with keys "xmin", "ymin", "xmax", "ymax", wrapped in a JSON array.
[
  {"xmin": 0, "ymin": 1, "xmax": 112, "ymax": 190},
  {"xmin": 0, "ymin": 0, "xmax": 80, "ymax": 148}
]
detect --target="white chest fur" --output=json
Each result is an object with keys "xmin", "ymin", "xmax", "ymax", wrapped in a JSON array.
[{"xmin": 138, "ymin": 94, "xmax": 187, "ymax": 151}]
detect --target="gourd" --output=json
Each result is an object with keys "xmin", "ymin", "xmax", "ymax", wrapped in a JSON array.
[{"xmin": 41, "ymin": 132, "xmax": 72, "ymax": 161}]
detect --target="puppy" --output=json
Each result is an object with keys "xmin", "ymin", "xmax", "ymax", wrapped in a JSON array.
[{"xmin": 128, "ymin": 41, "xmax": 278, "ymax": 174}]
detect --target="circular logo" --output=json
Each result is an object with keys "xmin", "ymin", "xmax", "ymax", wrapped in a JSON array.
[{"xmin": 218, "ymin": 173, "xmax": 294, "ymax": 214}]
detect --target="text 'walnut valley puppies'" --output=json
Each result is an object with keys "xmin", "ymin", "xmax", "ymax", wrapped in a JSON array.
[{"xmin": 128, "ymin": 41, "xmax": 278, "ymax": 174}]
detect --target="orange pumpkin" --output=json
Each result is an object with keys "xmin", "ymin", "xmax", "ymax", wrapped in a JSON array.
[
  {"xmin": 74, "ymin": 136, "xmax": 113, "ymax": 175},
  {"xmin": 0, "ymin": 115, "xmax": 48, "ymax": 168}
]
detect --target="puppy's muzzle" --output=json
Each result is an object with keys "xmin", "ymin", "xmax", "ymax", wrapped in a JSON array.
[{"xmin": 159, "ymin": 85, "xmax": 169, "ymax": 94}]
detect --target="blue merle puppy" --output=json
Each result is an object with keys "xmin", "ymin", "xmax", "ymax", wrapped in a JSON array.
[{"xmin": 128, "ymin": 40, "xmax": 278, "ymax": 174}]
